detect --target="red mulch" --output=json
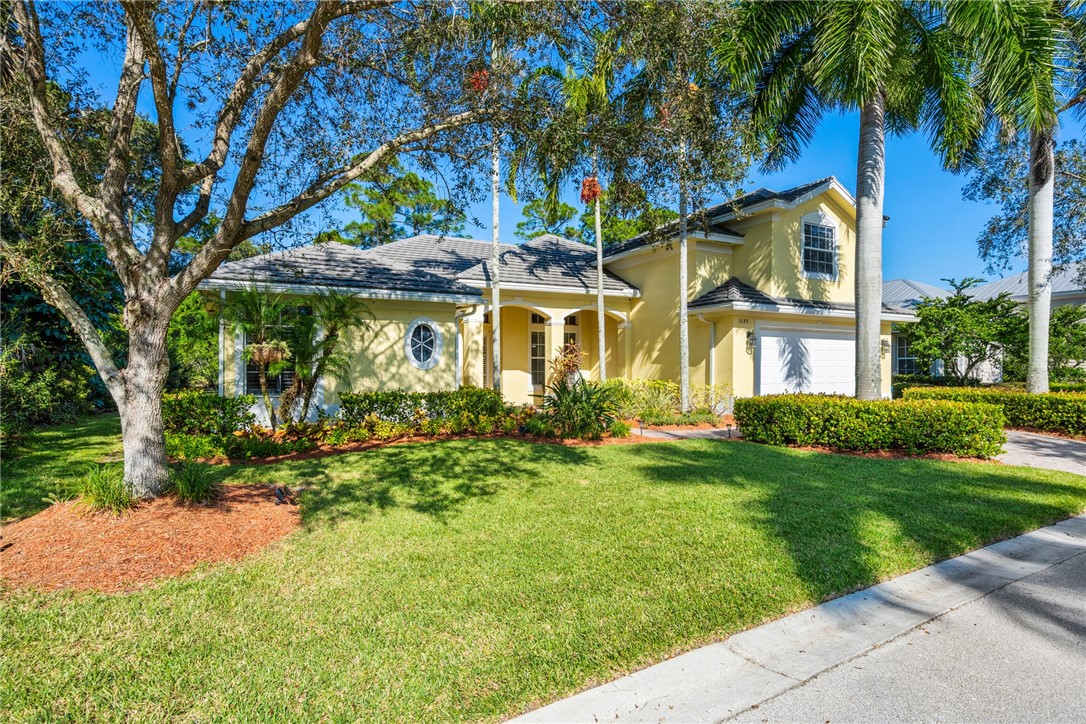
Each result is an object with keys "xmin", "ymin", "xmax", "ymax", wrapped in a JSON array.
[
  {"xmin": 0, "ymin": 485, "xmax": 300, "ymax": 594},
  {"xmin": 790, "ymin": 445, "xmax": 1000, "ymax": 465},
  {"xmin": 641, "ymin": 414, "xmax": 738, "ymax": 432}
]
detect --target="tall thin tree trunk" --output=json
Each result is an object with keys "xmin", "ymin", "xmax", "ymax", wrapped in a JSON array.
[
  {"xmin": 678, "ymin": 140, "xmax": 691, "ymax": 413},
  {"xmin": 854, "ymin": 90, "xmax": 887, "ymax": 401},
  {"xmin": 1027, "ymin": 127, "xmax": 1054, "ymax": 394},
  {"xmin": 258, "ymin": 363, "xmax": 277, "ymax": 429},
  {"xmin": 118, "ymin": 323, "xmax": 171, "ymax": 498},
  {"xmin": 490, "ymin": 127, "xmax": 502, "ymax": 394},
  {"xmin": 593, "ymin": 151, "xmax": 607, "ymax": 383}
]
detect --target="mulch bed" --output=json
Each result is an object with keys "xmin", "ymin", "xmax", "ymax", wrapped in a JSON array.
[
  {"xmin": 0, "ymin": 485, "xmax": 300, "ymax": 594},
  {"xmin": 790, "ymin": 445, "xmax": 999, "ymax": 465}
]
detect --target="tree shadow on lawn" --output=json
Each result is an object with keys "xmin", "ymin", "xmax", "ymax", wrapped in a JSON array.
[
  {"xmin": 622, "ymin": 440, "xmax": 1086, "ymax": 604},
  {"xmin": 275, "ymin": 438, "xmax": 593, "ymax": 527}
]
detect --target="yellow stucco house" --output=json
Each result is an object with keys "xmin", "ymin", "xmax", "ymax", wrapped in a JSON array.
[{"xmin": 200, "ymin": 177, "xmax": 913, "ymax": 416}]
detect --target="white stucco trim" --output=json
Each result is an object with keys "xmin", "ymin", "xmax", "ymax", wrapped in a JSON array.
[
  {"xmin": 198, "ymin": 278, "xmax": 480, "ymax": 305},
  {"xmin": 689, "ymin": 300, "xmax": 915, "ymax": 322},
  {"xmin": 457, "ymin": 279, "xmax": 641, "ymax": 298}
]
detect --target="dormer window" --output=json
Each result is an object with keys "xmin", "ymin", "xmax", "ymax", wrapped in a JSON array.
[{"xmin": 802, "ymin": 222, "xmax": 836, "ymax": 279}]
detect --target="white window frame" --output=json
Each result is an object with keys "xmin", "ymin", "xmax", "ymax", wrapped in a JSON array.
[
  {"xmin": 895, "ymin": 336, "xmax": 919, "ymax": 375},
  {"xmin": 529, "ymin": 314, "xmax": 547, "ymax": 390},
  {"xmin": 801, "ymin": 210, "xmax": 838, "ymax": 281},
  {"xmin": 405, "ymin": 317, "xmax": 442, "ymax": 370}
]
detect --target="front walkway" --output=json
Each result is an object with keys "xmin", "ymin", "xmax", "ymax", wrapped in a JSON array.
[
  {"xmin": 513, "ymin": 515, "xmax": 1086, "ymax": 723},
  {"xmin": 999, "ymin": 429, "xmax": 1086, "ymax": 475}
]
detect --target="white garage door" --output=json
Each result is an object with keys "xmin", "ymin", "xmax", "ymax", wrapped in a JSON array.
[{"xmin": 757, "ymin": 327, "xmax": 855, "ymax": 395}]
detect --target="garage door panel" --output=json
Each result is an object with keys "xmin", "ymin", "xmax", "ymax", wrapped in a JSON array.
[{"xmin": 758, "ymin": 329, "xmax": 855, "ymax": 396}]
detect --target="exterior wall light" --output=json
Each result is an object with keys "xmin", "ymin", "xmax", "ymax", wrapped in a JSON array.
[
  {"xmin": 881, "ymin": 339, "xmax": 891, "ymax": 358},
  {"xmin": 745, "ymin": 329, "xmax": 756, "ymax": 355}
]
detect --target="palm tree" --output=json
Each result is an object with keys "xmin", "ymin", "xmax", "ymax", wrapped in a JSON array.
[
  {"xmin": 279, "ymin": 290, "xmax": 373, "ymax": 423},
  {"xmin": 726, "ymin": 1, "xmax": 981, "ymax": 400},
  {"xmin": 223, "ymin": 286, "xmax": 291, "ymax": 430},
  {"xmin": 944, "ymin": 1, "xmax": 1080, "ymax": 393},
  {"xmin": 509, "ymin": 28, "xmax": 619, "ymax": 383}
]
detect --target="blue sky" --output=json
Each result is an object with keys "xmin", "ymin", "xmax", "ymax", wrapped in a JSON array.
[
  {"xmin": 460, "ymin": 111, "xmax": 1084, "ymax": 289},
  {"xmin": 77, "ymin": 37, "xmax": 1081, "ymax": 291}
]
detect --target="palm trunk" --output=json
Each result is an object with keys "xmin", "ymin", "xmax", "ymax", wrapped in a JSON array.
[
  {"xmin": 854, "ymin": 90, "xmax": 887, "ymax": 401},
  {"xmin": 1026, "ymin": 127, "xmax": 1054, "ymax": 394},
  {"xmin": 490, "ymin": 127, "xmax": 502, "ymax": 393},
  {"xmin": 118, "ymin": 323, "xmax": 171, "ymax": 498},
  {"xmin": 258, "ymin": 364, "xmax": 277, "ymax": 429},
  {"xmin": 593, "ymin": 151, "xmax": 607, "ymax": 383},
  {"xmin": 678, "ymin": 140, "xmax": 691, "ymax": 413}
]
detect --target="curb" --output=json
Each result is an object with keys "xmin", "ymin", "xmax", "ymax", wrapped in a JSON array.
[{"xmin": 511, "ymin": 515, "xmax": 1086, "ymax": 723}]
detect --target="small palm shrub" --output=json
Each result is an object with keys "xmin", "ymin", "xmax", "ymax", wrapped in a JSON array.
[
  {"xmin": 77, "ymin": 464, "xmax": 133, "ymax": 514},
  {"xmin": 544, "ymin": 378, "xmax": 617, "ymax": 439},
  {"xmin": 169, "ymin": 462, "xmax": 220, "ymax": 504},
  {"xmin": 608, "ymin": 420, "xmax": 632, "ymax": 438}
]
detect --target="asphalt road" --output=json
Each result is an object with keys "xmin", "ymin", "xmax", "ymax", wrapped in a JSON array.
[{"xmin": 731, "ymin": 551, "xmax": 1086, "ymax": 723}]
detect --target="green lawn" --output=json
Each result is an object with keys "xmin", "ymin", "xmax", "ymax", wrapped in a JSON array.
[
  {"xmin": 3, "ymin": 423, "xmax": 1086, "ymax": 721},
  {"xmin": 1, "ymin": 414, "xmax": 123, "ymax": 522}
]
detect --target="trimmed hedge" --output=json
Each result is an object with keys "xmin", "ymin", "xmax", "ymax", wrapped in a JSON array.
[
  {"xmin": 890, "ymin": 374, "xmax": 978, "ymax": 399},
  {"xmin": 339, "ymin": 388, "xmax": 506, "ymax": 427},
  {"xmin": 163, "ymin": 390, "xmax": 255, "ymax": 436},
  {"xmin": 734, "ymin": 394, "xmax": 1006, "ymax": 458},
  {"xmin": 902, "ymin": 386, "xmax": 1086, "ymax": 437}
]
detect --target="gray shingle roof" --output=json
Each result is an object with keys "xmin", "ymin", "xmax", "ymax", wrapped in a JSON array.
[
  {"xmin": 457, "ymin": 235, "xmax": 639, "ymax": 295},
  {"xmin": 883, "ymin": 278, "xmax": 950, "ymax": 307},
  {"xmin": 691, "ymin": 277, "xmax": 911, "ymax": 315},
  {"xmin": 357, "ymin": 234, "xmax": 492, "ymax": 276},
  {"xmin": 206, "ymin": 241, "xmax": 483, "ymax": 298},
  {"xmin": 970, "ymin": 266, "xmax": 1085, "ymax": 301},
  {"xmin": 604, "ymin": 177, "xmax": 840, "ymax": 259}
]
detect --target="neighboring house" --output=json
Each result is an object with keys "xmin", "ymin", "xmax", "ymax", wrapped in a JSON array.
[
  {"xmin": 200, "ymin": 177, "xmax": 912, "ymax": 420},
  {"xmin": 883, "ymin": 266, "xmax": 1086, "ymax": 382}
]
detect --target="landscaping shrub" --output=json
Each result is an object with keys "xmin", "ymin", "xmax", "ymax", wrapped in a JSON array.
[
  {"xmin": 522, "ymin": 414, "xmax": 556, "ymax": 438},
  {"xmin": 77, "ymin": 463, "xmax": 133, "ymax": 513},
  {"xmin": 891, "ymin": 373, "xmax": 978, "ymax": 399},
  {"xmin": 165, "ymin": 432, "xmax": 317, "ymax": 461},
  {"xmin": 902, "ymin": 386, "xmax": 1086, "ymax": 437},
  {"xmin": 0, "ymin": 362, "xmax": 95, "ymax": 445},
  {"xmin": 168, "ymin": 462, "xmax": 220, "ymax": 503},
  {"xmin": 608, "ymin": 420, "xmax": 632, "ymax": 438},
  {"xmin": 604, "ymin": 378, "xmax": 730, "ymax": 419},
  {"xmin": 162, "ymin": 390, "xmax": 255, "ymax": 436},
  {"xmin": 339, "ymin": 387, "xmax": 506, "ymax": 427},
  {"xmin": 734, "ymin": 394, "xmax": 1006, "ymax": 458},
  {"xmin": 1052, "ymin": 381, "xmax": 1086, "ymax": 393},
  {"xmin": 544, "ymin": 378, "xmax": 617, "ymax": 439}
]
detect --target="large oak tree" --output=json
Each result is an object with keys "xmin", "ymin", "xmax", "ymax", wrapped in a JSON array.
[{"xmin": 3, "ymin": 0, "xmax": 551, "ymax": 496}]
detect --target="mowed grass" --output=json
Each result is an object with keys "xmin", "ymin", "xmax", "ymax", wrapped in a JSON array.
[
  {"xmin": 4, "ymin": 427, "xmax": 1086, "ymax": 721},
  {"xmin": 1, "ymin": 414, "xmax": 122, "ymax": 522}
]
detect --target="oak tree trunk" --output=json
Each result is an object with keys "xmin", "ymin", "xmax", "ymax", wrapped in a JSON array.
[
  {"xmin": 117, "ymin": 313, "xmax": 171, "ymax": 498},
  {"xmin": 1026, "ymin": 127, "xmax": 1054, "ymax": 394},
  {"xmin": 854, "ymin": 91, "xmax": 887, "ymax": 401}
]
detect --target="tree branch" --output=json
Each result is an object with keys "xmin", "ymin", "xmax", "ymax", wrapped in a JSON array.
[
  {"xmin": 2, "ymin": 246, "xmax": 125, "ymax": 403},
  {"xmin": 12, "ymin": 0, "xmax": 141, "ymax": 289}
]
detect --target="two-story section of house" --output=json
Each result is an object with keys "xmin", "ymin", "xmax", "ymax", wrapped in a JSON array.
[{"xmin": 200, "ymin": 176, "xmax": 911, "ymax": 419}]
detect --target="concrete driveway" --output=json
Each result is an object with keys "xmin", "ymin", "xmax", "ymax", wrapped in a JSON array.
[{"xmin": 999, "ymin": 430, "xmax": 1086, "ymax": 476}]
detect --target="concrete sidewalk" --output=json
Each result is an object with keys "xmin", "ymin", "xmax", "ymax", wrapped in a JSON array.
[{"xmin": 513, "ymin": 515, "xmax": 1086, "ymax": 723}]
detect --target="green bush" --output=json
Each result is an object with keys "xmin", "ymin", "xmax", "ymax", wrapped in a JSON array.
[
  {"xmin": 0, "ymin": 362, "xmax": 95, "ymax": 444},
  {"xmin": 902, "ymin": 386, "xmax": 1086, "ymax": 437},
  {"xmin": 522, "ymin": 413, "xmax": 556, "ymax": 438},
  {"xmin": 162, "ymin": 390, "xmax": 256, "ymax": 436},
  {"xmin": 323, "ymin": 424, "xmax": 372, "ymax": 446},
  {"xmin": 544, "ymin": 379, "xmax": 617, "ymax": 440},
  {"xmin": 603, "ymin": 378, "xmax": 730, "ymax": 419},
  {"xmin": 165, "ymin": 432, "xmax": 316, "ymax": 461},
  {"xmin": 890, "ymin": 374, "xmax": 978, "ymax": 399},
  {"xmin": 338, "ymin": 388, "xmax": 506, "ymax": 427},
  {"xmin": 77, "ymin": 463, "xmax": 134, "ymax": 513},
  {"xmin": 608, "ymin": 420, "xmax": 632, "ymax": 438},
  {"xmin": 1052, "ymin": 381, "xmax": 1086, "ymax": 393},
  {"xmin": 169, "ymin": 462, "xmax": 220, "ymax": 504},
  {"xmin": 734, "ymin": 394, "xmax": 1006, "ymax": 458}
]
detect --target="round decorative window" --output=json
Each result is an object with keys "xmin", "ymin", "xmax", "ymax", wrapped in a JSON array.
[{"xmin": 405, "ymin": 318, "xmax": 442, "ymax": 370}]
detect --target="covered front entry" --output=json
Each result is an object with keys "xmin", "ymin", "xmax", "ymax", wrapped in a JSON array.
[{"xmin": 756, "ymin": 325, "xmax": 856, "ymax": 395}]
